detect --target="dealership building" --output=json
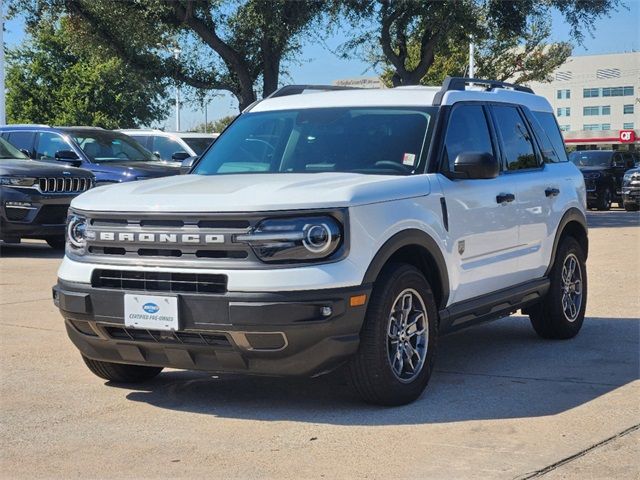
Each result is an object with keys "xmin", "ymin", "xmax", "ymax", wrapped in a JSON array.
[{"xmin": 528, "ymin": 52, "xmax": 639, "ymax": 150}]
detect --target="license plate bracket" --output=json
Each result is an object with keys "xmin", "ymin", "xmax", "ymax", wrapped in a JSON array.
[{"xmin": 124, "ymin": 294, "xmax": 179, "ymax": 331}]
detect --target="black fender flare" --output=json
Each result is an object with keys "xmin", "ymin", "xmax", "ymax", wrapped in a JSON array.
[
  {"xmin": 545, "ymin": 207, "xmax": 588, "ymax": 276},
  {"xmin": 362, "ymin": 229, "xmax": 450, "ymax": 307}
]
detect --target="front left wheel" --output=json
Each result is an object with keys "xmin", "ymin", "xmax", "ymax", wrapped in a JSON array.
[{"xmin": 349, "ymin": 263, "xmax": 438, "ymax": 406}]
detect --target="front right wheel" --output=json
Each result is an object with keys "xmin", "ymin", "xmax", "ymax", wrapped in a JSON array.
[
  {"xmin": 349, "ymin": 263, "xmax": 438, "ymax": 406},
  {"xmin": 528, "ymin": 236, "xmax": 587, "ymax": 339}
]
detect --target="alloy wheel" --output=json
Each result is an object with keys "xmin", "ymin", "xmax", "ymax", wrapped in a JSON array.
[{"xmin": 561, "ymin": 253, "xmax": 583, "ymax": 322}]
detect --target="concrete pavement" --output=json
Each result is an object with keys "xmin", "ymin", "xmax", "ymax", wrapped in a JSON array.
[{"xmin": 0, "ymin": 210, "xmax": 638, "ymax": 479}]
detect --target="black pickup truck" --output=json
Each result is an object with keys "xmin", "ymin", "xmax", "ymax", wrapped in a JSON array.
[
  {"xmin": 0, "ymin": 137, "xmax": 94, "ymax": 249},
  {"xmin": 568, "ymin": 150, "xmax": 638, "ymax": 210}
]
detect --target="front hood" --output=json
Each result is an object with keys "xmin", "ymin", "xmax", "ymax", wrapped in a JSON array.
[
  {"xmin": 91, "ymin": 160, "xmax": 180, "ymax": 177},
  {"xmin": 72, "ymin": 172, "xmax": 431, "ymax": 212},
  {"xmin": 0, "ymin": 159, "xmax": 91, "ymax": 177}
]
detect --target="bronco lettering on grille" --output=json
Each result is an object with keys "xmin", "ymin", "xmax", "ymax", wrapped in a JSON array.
[{"xmin": 97, "ymin": 232, "xmax": 225, "ymax": 244}]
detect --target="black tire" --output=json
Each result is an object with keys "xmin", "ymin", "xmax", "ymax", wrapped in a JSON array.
[
  {"xmin": 82, "ymin": 355, "xmax": 163, "ymax": 383},
  {"xmin": 348, "ymin": 263, "xmax": 438, "ymax": 406},
  {"xmin": 529, "ymin": 236, "xmax": 587, "ymax": 339},
  {"xmin": 46, "ymin": 237, "xmax": 66, "ymax": 250},
  {"xmin": 624, "ymin": 202, "xmax": 639, "ymax": 212},
  {"xmin": 596, "ymin": 187, "xmax": 612, "ymax": 211}
]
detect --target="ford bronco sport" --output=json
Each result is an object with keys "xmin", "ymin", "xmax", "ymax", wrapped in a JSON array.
[{"xmin": 53, "ymin": 78, "xmax": 588, "ymax": 406}]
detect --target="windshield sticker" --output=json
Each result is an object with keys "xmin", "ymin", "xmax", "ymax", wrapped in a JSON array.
[{"xmin": 403, "ymin": 153, "xmax": 416, "ymax": 166}]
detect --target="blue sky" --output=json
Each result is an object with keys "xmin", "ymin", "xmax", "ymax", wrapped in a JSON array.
[{"xmin": 3, "ymin": 2, "xmax": 639, "ymax": 130}]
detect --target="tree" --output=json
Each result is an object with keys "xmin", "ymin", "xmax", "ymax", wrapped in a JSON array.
[
  {"xmin": 340, "ymin": 0, "xmax": 620, "ymax": 86},
  {"xmin": 10, "ymin": 0, "xmax": 326, "ymax": 111},
  {"xmin": 192, "ymin": 115, "xmax": 236, "ymax": 133},
  {"xmin": 378, "ymin": 19, "xmax": 573, "ymax": 86},
  {"xmin": 6, "ymin": 17, "xmax": 169, "ymax": 127}
]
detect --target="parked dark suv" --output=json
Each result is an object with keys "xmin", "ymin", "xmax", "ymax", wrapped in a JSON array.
[
  {"xmin": 0, "ymin": 136, "xmax": 94, "ymax": 249},
  {"xmin": 568, "ymin": 150, "xmax": 638, "ymax": 210},
  {"xmin": 0, "ymin": 126, "xmax": 180, "ymax": 185}
]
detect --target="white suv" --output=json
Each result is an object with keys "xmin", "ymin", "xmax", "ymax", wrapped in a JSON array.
[
  {"xmin": 54, "ymin": 78, "xmax": 588, "ymax": 405},
  {"xmin": 119, "ymin": 129, "xmax": 219, "ymax": 162}
]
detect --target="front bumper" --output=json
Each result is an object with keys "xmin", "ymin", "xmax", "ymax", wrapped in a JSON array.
[
  {"xmin": 0, "ymin": 186, "xmax": 74, "ymax": 239},
  {"xmin": 622, "ymin": 185, "xmax": 640, "ymax": 205},
  {"xmin": 54, "ymin": 279, "xmax": 370, "ymax": 377}
]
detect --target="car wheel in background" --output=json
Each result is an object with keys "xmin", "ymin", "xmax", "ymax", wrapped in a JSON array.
[
  {"xmin": 596, "ymin": 187, "xmax": 612, "ymax": 211},
  {"xmin": 82, "ymin": 355, "xmax": 163, "ymax": 383},
  {"xmin": 624, "ymin": 202, "xmax": 639, "ymax": 212}
]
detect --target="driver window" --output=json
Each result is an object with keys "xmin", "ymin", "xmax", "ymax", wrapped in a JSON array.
[
  {"xmin": 152, "ymin": 136, "xmax": 184, "ymax": 160},
  {"xmin": 443, "ymin": 105, "xmax": 494, "ymax": 171},
  {"xmin": 35, "ymin": 132, "xmax": 69, "ymax": 160}
]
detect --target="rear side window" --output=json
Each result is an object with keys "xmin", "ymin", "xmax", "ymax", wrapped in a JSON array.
[
  {"xmin": 491, "ymin": 105, "xmax": 539, "ymax": 171},
  {"xmin": 443, "ymin": 105, "xmax": 494, "ymax": 171},
  {"xmin": 532, "ymin": 111, "xmax": 568, "ymax": 163}
]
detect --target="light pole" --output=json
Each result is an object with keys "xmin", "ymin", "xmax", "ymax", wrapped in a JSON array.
[
  {"xmin": 0, "ymin": 0, "xmax": 6, "ymax": 126},
  {"xmin": 469, "ymin": 40, "xmax": 475, "ymax": 78},
  {"xmin": 173, "ymin": 47, "xmax": 181, "ymax": 131}
]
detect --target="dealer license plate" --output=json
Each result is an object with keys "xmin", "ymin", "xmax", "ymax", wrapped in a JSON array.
[{"xmin": 124, "ymin": 294, "xmax": 179, "ymax": 331}]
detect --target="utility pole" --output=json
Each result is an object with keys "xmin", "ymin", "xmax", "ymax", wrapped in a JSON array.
[
  {"xmin": 0, "ymin": 0, "xmax": 6, "ymax": 126},
  {"xmin": 204, "ymin": 101, "xmax": 208, "ymax": 133},
  {"xmin": 173, "ymin": 46, "xmax": 181, "ymax": 132}
]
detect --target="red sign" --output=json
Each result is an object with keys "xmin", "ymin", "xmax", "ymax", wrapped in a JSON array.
[{"xmin": 619, "ymin": 130, "xmax": 636, "ymax": 143}]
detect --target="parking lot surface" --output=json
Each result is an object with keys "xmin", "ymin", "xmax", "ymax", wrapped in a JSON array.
[{"xmin": 1, "ymin": 210, "xmax": 638, "ymax": 479}]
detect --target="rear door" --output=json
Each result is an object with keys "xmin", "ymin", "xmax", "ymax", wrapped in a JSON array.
[
  {"xmin": 437, "ymin": 103, "xmax": 522, "ymax": 304},
  {"xmin": 6, "ymin": 131, "xmax": 36, "ymax": 158}
]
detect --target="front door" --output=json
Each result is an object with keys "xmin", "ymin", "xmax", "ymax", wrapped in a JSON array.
[{"xmin": 437, "ymin": 103, "xmax": 521, "ymax": 305}]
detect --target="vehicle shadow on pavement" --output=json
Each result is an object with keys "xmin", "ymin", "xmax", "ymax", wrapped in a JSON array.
[
  {"xmin": 0, "ymin": 242, "xmax": 64, "ymax": 259},
  {"xmin": 586, "ymin": 210, "xmax": 640, "ymax": 228},
  {"xmin": 122, "ymin": 315, "xmax": 639, "ymax": 424}
]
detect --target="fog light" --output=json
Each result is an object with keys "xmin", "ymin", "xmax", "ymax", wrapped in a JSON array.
[{"xmin": 320, "ymin": 306, "xmax": 332, "ymax": 317}]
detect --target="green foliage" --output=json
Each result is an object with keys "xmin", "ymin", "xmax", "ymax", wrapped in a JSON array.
[
  {"xmin": 340, "ymin": 0, "xmax": 618, "ymax": 86},
  {"xmin": 7, "ymin": 17, "xmax": 169, "ymax": 128},
  {"xmin": 192, "ymin": 115, "xmax": 237, "ymax": 134}
]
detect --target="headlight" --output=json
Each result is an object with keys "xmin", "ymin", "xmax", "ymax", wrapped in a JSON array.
[
  {"xmin": 236, "ymin": 215, "xmax": 343, "ymax": 263},
  {"xmin": 66, "ymin": 213, "xmax": 89, "ymax": 252},
  {"xmin": 623, "ymin": 173, "xmax": 632, "ymax": 182},
  {"xmin": 0, "ymin": 176, "xmax": 37, "ymax": 187}
]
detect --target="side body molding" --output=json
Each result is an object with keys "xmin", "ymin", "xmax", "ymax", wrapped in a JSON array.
[{"xmin": 362, "ymin": 229, "xmax": 450, "ymax": 308}]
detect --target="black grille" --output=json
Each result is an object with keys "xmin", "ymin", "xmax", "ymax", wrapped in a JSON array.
[
  {"xmin": 34, "ymin": 205, "xmax": 69, "ymax": 224},
  {"xmin": 104, "ymin": 326, "xmax": 231, "ymax": 347},
  {"xmin": 92, "ymin": 269, "xmax": 227, "ymax": 294},
  {"xmin": 39, "ymin": 177, "xmax": 92, "ymax": 193}
]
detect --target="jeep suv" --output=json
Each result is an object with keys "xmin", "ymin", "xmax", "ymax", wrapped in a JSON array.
[
  {"xmin": 53, "ymin": 78, "xmax": 588, "ymax": 406},
  {"xmin": 568, "ymin": 150, "xmax": 637, "ymax": 210},
  {"xmin": 0, "ymin": 126, "xmax": 180, "ymax": 185}
]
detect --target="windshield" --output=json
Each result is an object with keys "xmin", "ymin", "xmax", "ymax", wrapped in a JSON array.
[
  {"xmin": 193, "ymin": 107, "xmax": 435, "ymax": 176},
  {"xmin": 569, "ymin": 151, "xmax": 613, "ymax": 167},
  {"xmin": 65, "ymin": 130, "xmax": 156, "ymax": 162},
  {"xmin": 0, "ymin": 137, "xmax": 29, "ymax": 160},
  {"xmin": 182, "ymin": 137, "xmax": 215, "ymax": 155}
]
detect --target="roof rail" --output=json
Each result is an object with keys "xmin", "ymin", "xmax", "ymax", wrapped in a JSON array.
[
  {"xmin": 267, "ymin": 84, "xmax": 362, "ymax": 99},
  {"xmin": 57, "ymin": 126, "xmax": 105, "ymax": 130},
  {"xmin": 2, "ymin": 124, "xmax": 51, "ymax": 128},
  {"xmin": 433, "ymin": 76, "xmax": 534, "ymax": 106}
]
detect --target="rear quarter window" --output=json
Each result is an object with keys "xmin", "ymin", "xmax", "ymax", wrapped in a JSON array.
[{"xmin": 531, "ymin": 111, "xmax": 569, "ymax": 163}]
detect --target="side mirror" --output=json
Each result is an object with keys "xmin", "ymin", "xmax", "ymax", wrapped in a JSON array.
[
  {"xmin": 453, "ymin": 152, "xmax": 500, "ymax": 179},
  {"xmin": 55, "ymin": 150, "xmax": 82, "ymax": 167},
  {"xmin": 180, "ymin": 156, "xmax": 198, "ymax": 174},
  {"xmin": 172, "ymin": 151, "xmax": 191, "ymax": 162},
  {"xmin": 19, "ymin": 149, "xmax": 31, "ymax": 157}
]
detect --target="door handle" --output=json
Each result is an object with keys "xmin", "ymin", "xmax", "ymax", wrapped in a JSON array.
[
  {"xmin": 545, "ymin": 187, "xmax": 560, "ymax": 197},
  {"xmin": 496, "ymin": 193, "xmax": 515, "ymax": 204}
]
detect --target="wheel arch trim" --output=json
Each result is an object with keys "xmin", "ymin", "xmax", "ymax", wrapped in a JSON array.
[
  {"xmin": 545, "ymin": 207, "xmax": 588, "ymax": 277},
  {"xmin": 362, "ymin": 229, "xmax": 450, "ymax": 308}
]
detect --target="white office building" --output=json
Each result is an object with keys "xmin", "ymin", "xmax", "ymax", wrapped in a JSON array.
[{"xmin": 528, "ymin": 52, "xmax": 639, "ymax": 149}]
